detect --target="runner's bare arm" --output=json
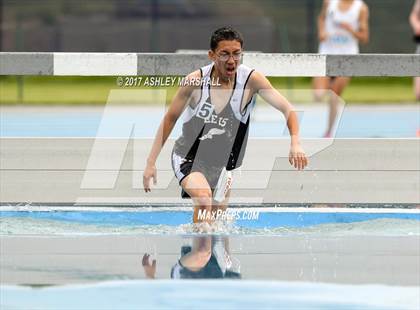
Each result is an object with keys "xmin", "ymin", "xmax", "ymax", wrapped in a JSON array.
[
  {"xmin": 249, "ymin": 71, "xmax": 308, "ymax": 170},
  {"xmin": 318, "ymin": 0, "xmax": 329, "ymax": 42},
  {"xmin": 356, "ymin": 3, "xmax": 369, "ymax": 44},
  {"xmin": 143, "ymin": 71, "xmax": 201, "ymax": 192},
  {"xmin": 340, "ymin": 3, "xmax": 369, "ymax": 44},
  {"xmin": 410, "ymin": 0, "xmax": 420, "ymax": 35},
  {"xmin": 249, "ymin": 71, "xmax": 299, "ymax": 141}
]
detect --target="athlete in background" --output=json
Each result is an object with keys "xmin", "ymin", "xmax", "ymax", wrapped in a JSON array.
[
  {"xmin": 313, "ymin": 0, "xmax": 369, "ymax": 137},
  {"xmin": 410, "ymin": 0, "xmax": 420, "ymax": 101}
]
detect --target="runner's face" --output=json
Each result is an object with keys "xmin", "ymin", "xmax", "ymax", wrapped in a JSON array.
[{"xmin": 210, "ymin": 40, "xmax": 242, "ymax": 80}]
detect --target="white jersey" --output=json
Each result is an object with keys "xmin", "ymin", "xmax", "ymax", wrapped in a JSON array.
[
  {"xmin": 173, "ymin": 63, "xmax": 256, "ymax": 169},
  {"xmin": 319, "ymin": 0, "xmax": 364, "ymax": 55}
]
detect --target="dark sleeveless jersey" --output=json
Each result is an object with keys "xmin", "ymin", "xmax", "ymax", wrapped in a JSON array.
[{"xmin": 173, "ymin": 63, "xmax": 256, "ymax": 170}]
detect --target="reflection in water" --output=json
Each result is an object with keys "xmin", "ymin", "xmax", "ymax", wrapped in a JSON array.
[
  {"xmin": 1, "ymin": 234, "xmax": 419, "ymax": 286},
  {"xmin": 143, "ymin": 236, "xmax": 241, "ymax": 279}
]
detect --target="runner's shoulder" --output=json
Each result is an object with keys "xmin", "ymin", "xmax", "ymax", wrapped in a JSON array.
[
  {"xmin": 177, "ymin": 70, "xmax": 202, "ymax": 98},
  {"xmin": 361, "ymin": 1, "xmax": 369, "ymax": 13},
  {"xmin": 182, "ymin": 70, "xmax": 202, "ymax": 87},
  {"xmin": 186, "ymin": 69, "xmax": 202, "ymax": 79},
  {"xmin": 247, "ymin": 70, "xmax": 271, "ymax": 93}
]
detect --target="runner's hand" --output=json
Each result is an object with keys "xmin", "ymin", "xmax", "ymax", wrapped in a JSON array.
[
  {"xmin": 142, "ymin": 253, "xmax": 156, "ymax": 279},
  {"xmin": 339, "ymin": 22, "xmax": 354, "ymax": 34},
  {"xmin": 143, "ymin": 163, "xmax": 157, "ymax": 192},
  {"xmin": 289, "ymin": 144, "xmax": 308, "ymax": 171}
]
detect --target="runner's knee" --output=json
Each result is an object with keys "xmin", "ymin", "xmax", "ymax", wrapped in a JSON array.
[
  {"xmin": 194, "ymin": 189, "xmax": 212, "ymax": 206},
  {"xmin": 313, "ymin": 89, "xmax": 326, "ymax": 102}
]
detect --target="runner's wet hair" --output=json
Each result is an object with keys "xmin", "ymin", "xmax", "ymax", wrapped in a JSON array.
[{"xmin": 210, "ymin": 27, "xmax": 244, "ymax": 51}]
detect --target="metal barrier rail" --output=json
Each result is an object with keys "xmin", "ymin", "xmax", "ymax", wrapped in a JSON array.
[{"xmin": 1, "ymin": 52, "xmax": 419, "ymax": 76}]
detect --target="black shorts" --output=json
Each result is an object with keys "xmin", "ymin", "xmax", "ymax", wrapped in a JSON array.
[{"xmin": 171, "ymin": 151, "xmax": 225, "ymax": 198}]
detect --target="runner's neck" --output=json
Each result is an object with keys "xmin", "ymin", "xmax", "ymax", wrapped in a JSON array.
[{"xmin": 210, "ymin": 66, "xmax": 235, "ymax": 88}]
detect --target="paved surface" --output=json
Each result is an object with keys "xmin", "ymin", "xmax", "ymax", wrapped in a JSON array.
[{"xmin": 1, "ymin": 137, "xmax": 419, "ymax": 204}]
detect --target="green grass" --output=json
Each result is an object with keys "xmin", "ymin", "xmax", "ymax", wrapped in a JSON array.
[
  {"xmin": 0, "ymin": 76, "xmax": 417, "ymax": 105},
  {"xmin": 270, "ymin": 77, "xmax": 416, "ymax": 103}
]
